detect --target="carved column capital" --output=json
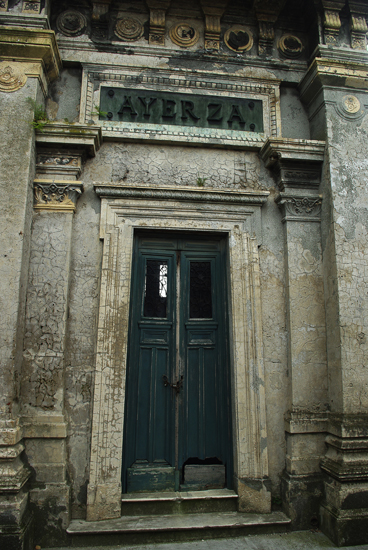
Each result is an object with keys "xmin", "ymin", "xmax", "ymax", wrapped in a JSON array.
[
  {"xmin": 34, "ymin": 180, "xmax": 83, "ymax": 212},
  {"xmin": 275, "ymin": 193, "xmax": 322, "ymax": 222}
]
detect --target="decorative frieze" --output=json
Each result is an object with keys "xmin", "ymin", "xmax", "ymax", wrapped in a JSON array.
[{"xmin": 34, "ymin": 180, "xmax": 83, "ymax": 212}]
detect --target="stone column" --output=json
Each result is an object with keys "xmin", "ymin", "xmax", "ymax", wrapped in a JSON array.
[
  {"xmin": 261, "ymin": 139, "xmax": 328, "ymax": 529},
  {"xmin": 300, "ymin": 46, "xmax": 368, "ymax": 546},
  {"xmin": 0, "ymin": 26, "xmax": 61, "ymax": 550}
]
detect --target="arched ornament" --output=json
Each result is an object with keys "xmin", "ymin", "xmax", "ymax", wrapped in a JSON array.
[{"xmin": 0, "ymin": 63, "xmax": 27, "ymax": 93}]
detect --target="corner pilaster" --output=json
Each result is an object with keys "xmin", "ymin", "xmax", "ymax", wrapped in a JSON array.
[
  {"xmin": 19, "ymin": 124, "xmax": 101, "ymax": 546},
  {"xmin": 261, "ymin": 138, "xmax": 327, "ymax": 529}
]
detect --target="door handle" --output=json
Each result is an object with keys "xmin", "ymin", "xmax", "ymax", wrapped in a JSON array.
[{"xmin": 162, "ymin": 374, "xmax": 183, "ymax": 394}]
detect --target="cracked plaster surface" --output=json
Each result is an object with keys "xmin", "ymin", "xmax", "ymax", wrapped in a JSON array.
[{"xmin": 323, "ymin": 105, "xmax": 368, "ymax": 413}]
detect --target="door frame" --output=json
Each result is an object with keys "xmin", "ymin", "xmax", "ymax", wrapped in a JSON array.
[{"xmin": 87, "ymin": 184, "xmax": 270, "ymax": 520}]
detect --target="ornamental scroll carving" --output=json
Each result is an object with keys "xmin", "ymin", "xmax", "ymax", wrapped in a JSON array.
[
  {"xmin": 34, "ymin": 181, "xmax": 83, "ymax": 211},
  {"xmin": 276, "ymin": 195, "xmax": 322, "ymax": 221}
]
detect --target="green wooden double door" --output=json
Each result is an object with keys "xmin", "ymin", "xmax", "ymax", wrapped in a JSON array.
[{"xmin": 122, "ymin": 232, "xmax": 232, "ymax": 492}]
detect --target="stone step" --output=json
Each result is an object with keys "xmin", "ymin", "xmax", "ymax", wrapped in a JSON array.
[
  {"xmin": 67, "ymin": 511, "xmax": 291, "ymax": 547},
  {"xmin": 121, "ymin": 488, "xmax": 238, "ymax": 515}
]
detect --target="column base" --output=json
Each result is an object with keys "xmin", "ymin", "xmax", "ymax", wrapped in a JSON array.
[
  {"xmin": 0, "ymin": 509, "xmax": 33, "ymax": 550},
  {"xmin": 321, "ymin": 502, "xmax": 368, "ymax": 546},
  {"xmin": 281, "ymin": 471, "xmax": 324, "ymax": 529}
]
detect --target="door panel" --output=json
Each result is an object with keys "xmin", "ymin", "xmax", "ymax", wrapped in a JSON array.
[{"xmin": 122, "ymin": 233, "xmax": 232, "ymax": 493}]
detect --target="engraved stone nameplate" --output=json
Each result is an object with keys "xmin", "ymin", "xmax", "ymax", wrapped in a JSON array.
[{"xmin": 99, "ymin": 87, "xmax": 264, "ymax": 133}]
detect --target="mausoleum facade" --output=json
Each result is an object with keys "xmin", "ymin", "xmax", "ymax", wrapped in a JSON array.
[{"xmin": 0, "ymin": 0, "xmax": 368, "ymax": 548}]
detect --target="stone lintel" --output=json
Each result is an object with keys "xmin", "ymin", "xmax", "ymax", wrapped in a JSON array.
[
  {"xmin": 35, "ymin": 123, "xmax": 102, "ymax": 158},
  {"xmin": 0, "ymin": 26, "xmax": 61, "ymax": 85},
  {"xmin": 34, "ymin": 179, "xmax": 83, "ymax": 212},
  {"xmin": 299, "ymin": 54, "xmax": 368, "ymax": 106}
]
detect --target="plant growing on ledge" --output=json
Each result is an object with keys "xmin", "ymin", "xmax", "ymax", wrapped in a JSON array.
[
  {"xmin": 91, "ymin": 105, "xmax": 108, "ymax": 118},
  {"xmin": 196, "ymin": 176, "xmax": 207, "ymax": 187},
  {"xmin": 26, "ymin": 97, "xmax": 49, "ymax": 131}
]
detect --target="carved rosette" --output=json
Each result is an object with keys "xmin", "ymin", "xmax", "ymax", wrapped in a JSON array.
[
  {"xmin": 276, "ymin": 194, "xmax": 322, "ymax": 222},
  {"xmin": 224, "ymin": 26, "xmax": 253, "ymax": 53},
  {"xmin": 114, "ymin": 17, "xmax": 143, "ymax": 41},
  {"xmin": 169, "ymin": 23, "xmax": 199, "ymax": 47},
  {"xmin": 0, "ymin": 63, "xmax": 27, "ymax": 92},
  {"xmin": 278, "ymin": 35, "xmax": 303, "ymax": 58},
  {"xmin": 0, "ymin": 0, "xmax": 8, "ymax": 12},
  {"xmin": 56, "ymin": 10, "xmax": 87, "ymax": 37},
  {"xmin": 34, "ymin": 181, "xmax": 83, "ymax": 212}
]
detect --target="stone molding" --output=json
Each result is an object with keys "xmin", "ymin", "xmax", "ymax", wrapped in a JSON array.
[
  {"xmin": 285, "ymin": 410, "xmax": 329, "ymax": 434},
  {"xmin": 87, "ymin": 185, "xmax": 270, "ymax": 520},
  {"xmin": 260, "ymin": 138, "xmax": 325, "ymax": 197},
  {"xmin": 94, "ymin": 184, "xmax": 270, "ymax": 206},
  {"xmin": 33, "ymin": 180, "xmax": 83, "ymax": 211},
  {"xmin": 0, "ymin": 26, "xmax": 61, "ymax": 86},
  {"xmin": 299, "ymin": 51, "xmax": 368, "ymax": 105},
  {"xmin": 21, "ymin": 416, "xmax": 67, "ymax": 439},
  {"xmin": 35, "ymin": 123, "xmax": 102, "ymax": 158}
]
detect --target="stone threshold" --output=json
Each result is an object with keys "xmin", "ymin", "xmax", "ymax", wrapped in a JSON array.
[
  {"xmin": 121, "ymin": 488, "xmax": 238, "ymax": 502},
  {"xmin": 67, "ymin": 510, "xmax": 291, "ymax": 535}
]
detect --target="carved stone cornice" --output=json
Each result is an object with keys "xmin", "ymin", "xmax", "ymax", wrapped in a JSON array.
[
  {"xmin": 35, "ymin": 123, "xmax": 102, "ymax": 158},
  {"xmin": 34, "ymin": 180, "xmax": 83, "ymax": 212},
  {"xmin": 146, "ymin": 0, "xmax": 171, "ymax": 46},
  {"xmin": 260, "ymin": 138, "xmax": 325, "ymax": 191},
  {"xmin": 299, "ymin": 54, "xmax": 368, "ymax": 105},
  {"xmin": 0, "ymin": 26, "xmax": 61, "ymax": 87},
  {"xmin": 200, "ymin": 0, "xmax": 229, "ymax": 51},
  {"xmin": 94, "ymin": 184, "xmax": 270, "ymax": 205}
]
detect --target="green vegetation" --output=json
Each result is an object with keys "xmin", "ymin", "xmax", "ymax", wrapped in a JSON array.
[
  {"xmin": 91, "ymin": 105, "xmax": 108, "ymax": 118},
  {"xmin": 26, "ymin": 97, "xmax": 49, "ymax": 131},
  {"xmin": 196, "ymin": 176, "xmax": 207, "ymax": 187}
]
